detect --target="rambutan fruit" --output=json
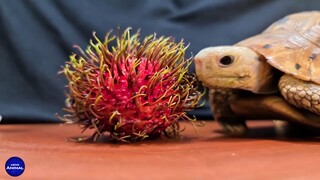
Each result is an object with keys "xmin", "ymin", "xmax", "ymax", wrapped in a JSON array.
[{"xmin": 59, "ymin": 28, "xmax": 204, "ymax": 142}]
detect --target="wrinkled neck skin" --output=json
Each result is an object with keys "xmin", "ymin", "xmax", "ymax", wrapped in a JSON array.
[
  {"xmin": 244, "ymin": 60, "xmax": 279, "ymax": 94},
  {"xmin": 194, "ymin": 46, "xmax": 279, "ymax": 94}
]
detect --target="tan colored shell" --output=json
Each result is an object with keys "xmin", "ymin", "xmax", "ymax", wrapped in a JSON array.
[{"xmin": 236, "ymin": 11, "xmax": 320, "ymax": 84}]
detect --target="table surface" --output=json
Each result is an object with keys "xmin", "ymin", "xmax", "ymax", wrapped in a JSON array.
[{"xmin": 0, "ymin": 120, "xmax": 319, "ymax": 180}]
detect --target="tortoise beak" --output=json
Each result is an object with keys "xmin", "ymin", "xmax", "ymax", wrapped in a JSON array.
[
  {"xmin": 194, "ymin": 55, "xmax": 204, "ymax": 82},
  {"xmin": 194, "ymin": 47, "xmax": 217, "ymax": 82}
]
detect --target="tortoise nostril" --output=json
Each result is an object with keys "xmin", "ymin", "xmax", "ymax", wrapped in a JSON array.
[
  {"xmin": 219, "ymin": 56, "xmax": 234, "ymax": 67},
  {"xmin": 194, "ymin": 57, "xmax": 202, "ymax": 66}
]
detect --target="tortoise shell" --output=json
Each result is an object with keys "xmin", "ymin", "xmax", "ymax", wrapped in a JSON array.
[{"xmin": 236, "ymin": 11, "xmax": 320, "ymax": 84}]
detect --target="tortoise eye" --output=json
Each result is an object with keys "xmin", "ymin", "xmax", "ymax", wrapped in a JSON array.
[{"xmin": 219, "ymin": 56, "xmax": 234, "ymax": 67}]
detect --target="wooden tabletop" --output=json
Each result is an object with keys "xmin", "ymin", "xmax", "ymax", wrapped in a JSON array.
[{"xmin": 0, "ymin": 120, "xmax": 319, "ymax": 180}]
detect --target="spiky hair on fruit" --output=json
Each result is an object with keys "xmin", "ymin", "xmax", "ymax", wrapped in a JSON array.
[{"xmin": 59, "ymin": 28, "xmax": 204, "ymax": 142}]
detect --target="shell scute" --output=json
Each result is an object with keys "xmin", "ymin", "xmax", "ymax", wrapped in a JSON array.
[{"xmin": 236, "ymin": 11, "xmax": 320, "ymax": 84}]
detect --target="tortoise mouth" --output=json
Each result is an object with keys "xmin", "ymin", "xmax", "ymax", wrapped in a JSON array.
[
  {"xmin": 204, "ymin": 74, "xmax": 250, "ymax": 80},
  {"xmin": 201, "ymin": 75, "xmax": 251, "ymax": 89}
]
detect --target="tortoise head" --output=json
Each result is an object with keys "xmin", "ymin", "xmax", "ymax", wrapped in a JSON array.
[{"xmin": 194, "ymin": 46, "xmax": 278, "ymax": 94}]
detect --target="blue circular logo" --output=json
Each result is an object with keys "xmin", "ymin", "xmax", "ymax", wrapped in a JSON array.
[{"xmin": 5, "ymin": 156, "xmax": 25, "ymax": 177}]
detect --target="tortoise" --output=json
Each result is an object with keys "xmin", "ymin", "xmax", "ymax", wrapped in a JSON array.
[{"xmin": 194, "ymin": 11, "xmax": 320, "ymax": 136}]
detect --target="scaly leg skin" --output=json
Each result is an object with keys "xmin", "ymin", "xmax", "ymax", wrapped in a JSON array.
[
  {"xmin": 279, "ymin": 74, "xmax": 320, "ymax": 127},
  {"xmin": 209, "ymin": 89, "xmax": 247, "ymax": 136}
]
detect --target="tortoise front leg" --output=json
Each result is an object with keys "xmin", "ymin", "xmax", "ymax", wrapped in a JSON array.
[
  {"xmin": 209, "ymin": 89, "xmax": 247, "ymax": 136},
  {"xmin": 279, "ymin": 74, "xmax": 320, "ymax": 127}
]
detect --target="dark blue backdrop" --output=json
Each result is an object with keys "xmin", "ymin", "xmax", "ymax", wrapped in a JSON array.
[{"xmin": 1, "ymin": 0, "xmax": 320, "ymax": 123}]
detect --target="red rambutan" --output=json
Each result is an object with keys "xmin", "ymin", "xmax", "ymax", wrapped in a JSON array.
[{"xmin": 59, "ymin": 28, "xmax": 204, "ymax": 142}]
